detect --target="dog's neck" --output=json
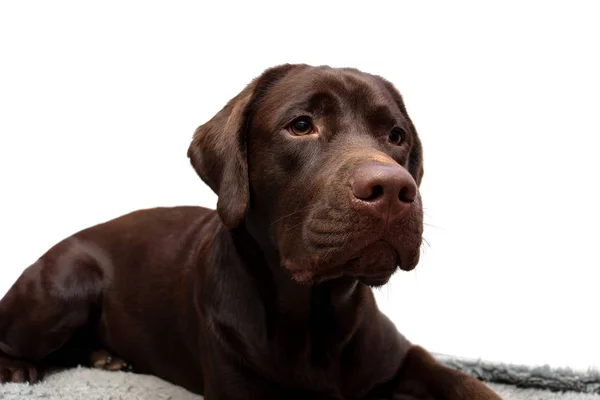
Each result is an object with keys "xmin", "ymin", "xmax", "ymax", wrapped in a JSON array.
[
  {"xmin": 194, "ymin": 220, "xmax": 380, "ymax": 387},
  {"xmin": 222, "ymin": 221, "xmax": 371, "ymax": 341},
  {"xmin": 230, "ymin": 222, "xmax": 362, "ymax": 319}
]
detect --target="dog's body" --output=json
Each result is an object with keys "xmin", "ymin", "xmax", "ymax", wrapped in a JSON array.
[{"xmin": 0, "ymin": 65, "xmax": 501, "ymax": 399}]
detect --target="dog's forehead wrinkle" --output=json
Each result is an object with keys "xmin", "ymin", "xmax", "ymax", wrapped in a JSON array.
[
  {"xmin": 253, "ymin": 68, "xmax": 399, "ymax": 142},
  {"xmin": 269, "ymin": 68, "xmax": 379, "ymax": 106}
]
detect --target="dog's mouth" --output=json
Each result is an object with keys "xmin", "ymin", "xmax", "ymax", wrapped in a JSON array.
[
  {"xmin": 345, "ymin": 240, "xmax": 401, "ymax": 286},
  {"xmin": 286, "ymin": 239, "xmax": 407, "ymax": 286},
  {"xmin": 283, "ymin": 201, "xmax": 423, "ymax": 286}
]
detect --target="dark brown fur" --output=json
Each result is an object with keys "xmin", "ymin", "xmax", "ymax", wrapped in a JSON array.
[{"xmin": 0, "ymin": 64, "xmax": 501, "ymax": 399}]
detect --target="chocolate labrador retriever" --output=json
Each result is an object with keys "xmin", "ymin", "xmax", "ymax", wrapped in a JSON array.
[{"xmin": 0, "ymin": 64, "xmax": 501, "ymax": 399}]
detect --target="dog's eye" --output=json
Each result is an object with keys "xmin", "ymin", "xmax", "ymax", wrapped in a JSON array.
[
  {"xmin": 289, "ymin": 117, "xmax": 314, "ymax": 136},
  {"xmin": 388, "ymin": 127, "xmax": 406, "ymax": 146}
]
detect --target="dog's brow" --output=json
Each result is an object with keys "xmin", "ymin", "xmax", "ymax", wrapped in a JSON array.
[
  {"xmin": 306, "ymin": 91, "xmax": 339, "ymax": 114},
  {"xmin": 274, "ymin": 91, "xmax": 340, "ymax": 127},
  {"xmin": 367, "ymin": 105, "xmax": 397, "ymax": 128}
]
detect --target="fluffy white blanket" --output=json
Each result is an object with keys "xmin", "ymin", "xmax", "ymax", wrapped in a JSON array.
[{"xmin": 1, "ymin": 366, "xmax": 599, "ymax": 400}]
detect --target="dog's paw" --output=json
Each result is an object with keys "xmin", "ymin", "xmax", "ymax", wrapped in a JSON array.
[
  {"xmin": 89, "ymin": 349, "xmax": 132, "ymax": 372},
  {"xmin": 0, "ymin": 355, "xmax": 40, "ymax": 383}
]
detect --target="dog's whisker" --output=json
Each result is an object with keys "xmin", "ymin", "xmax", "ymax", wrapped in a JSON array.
[
  {"xmin": 270, "ymin": 204, "xmax": 317, "ymax": 226},
  {"xmin": 284, "ymin": 220, "xmax": 306, "ymax": 233},
  {"xmin": 421, "ymin": 237, "xmax": 432, "ymax": 249},
  {"xmin": 423, "ymin": 222, "xmax": 443, "ymax": 230}
]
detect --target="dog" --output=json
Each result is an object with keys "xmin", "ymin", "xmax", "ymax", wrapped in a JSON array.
[{"xmin": 0, "ymin": 64, "xmax": 501, "ymax": 399}]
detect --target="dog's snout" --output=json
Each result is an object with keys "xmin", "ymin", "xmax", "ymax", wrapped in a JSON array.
[{"xmin": 350, "ymin": 163, "xmax": 417, "ymax": 217}]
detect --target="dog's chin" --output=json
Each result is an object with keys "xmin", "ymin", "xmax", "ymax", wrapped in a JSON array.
[
  {"xmin": 343, "ymin": 240, "xmax": 399, "ymax": 286},
  {"xmin": 285, "ymin": 240, "xmax": 403, "ymax": 286},
  {"xmin": 287, "ymin": 263, "xmax": 396, "ymax": 287},
  {"xmin": 357, "ymin": 275, "xmax": 393, "ymax": 287}
]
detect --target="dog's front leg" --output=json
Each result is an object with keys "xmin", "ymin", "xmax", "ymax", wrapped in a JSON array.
[{"xmin": 392, "ymin": 346, "xmax": 502, "ymax": 400}]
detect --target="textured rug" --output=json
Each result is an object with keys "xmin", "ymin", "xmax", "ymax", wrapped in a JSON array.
[
  {"xmin": 1, "ymin": 358, "xmax": 599, "ymax": 400},
  {"xmin": 436, "ymin": 354, "xmax": 600, "ymax": 395}
]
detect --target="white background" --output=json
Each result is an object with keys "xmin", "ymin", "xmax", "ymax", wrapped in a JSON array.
[{"xmin": 1, "ymin": 1, "xmax": 599, "ymax": 370}]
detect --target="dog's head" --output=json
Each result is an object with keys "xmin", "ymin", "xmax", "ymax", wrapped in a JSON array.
[{"xmin": 189, "ymin": 64, "xmax": 424, "ymax": 287}]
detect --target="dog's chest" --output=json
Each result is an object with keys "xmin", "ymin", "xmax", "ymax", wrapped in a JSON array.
[{"xmin": 247, "ymin": 328, "xmax": 354, "ymax": 398}]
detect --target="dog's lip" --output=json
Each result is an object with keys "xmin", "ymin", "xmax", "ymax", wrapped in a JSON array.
[
  {"xmin": 313, "ymin": 239, "xmax": 400, "ymax": 279},
  {"xmin": 347, "ymin": 238, "xmax": 399, "ymax": 263},
  {"xmin": 357, "ymin": 274, "xmax": 392, "ymax": 286},
  {"xmin": 398, "ymin": 262, "xmax": 416, "ymax": 271},
  {"xmin": 284, "ymin": 238, "xmax": 414, "ymax": 283}
]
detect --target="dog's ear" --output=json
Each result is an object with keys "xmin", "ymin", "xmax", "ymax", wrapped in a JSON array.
[
  {"xmin": 188, "ymin": 64, "xmax": 299, "ymax": 228},
  {"xmin": 187, "ymin": 83, "xmax": 253, "ymax": 229},
  {"xmin": 377, "ymin": 77, "xmax": 425, "ymax": 186}
]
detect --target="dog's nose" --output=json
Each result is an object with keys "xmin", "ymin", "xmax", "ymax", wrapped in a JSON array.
[{"xmin": 350, "ymin": 163, "xmax": 417, "ymax": 218}]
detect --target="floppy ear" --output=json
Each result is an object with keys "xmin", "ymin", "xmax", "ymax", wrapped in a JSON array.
[
  {"xmin": 187, "ymin": 64, "xmax": 299, "ymax": 228},
  {"xmin": 187, "ymin": 84, "xmax": 254, "ymax": 229},
  {"xmin": 377, "ymin": 78, "xmax": 425, "ymax": 186}
]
